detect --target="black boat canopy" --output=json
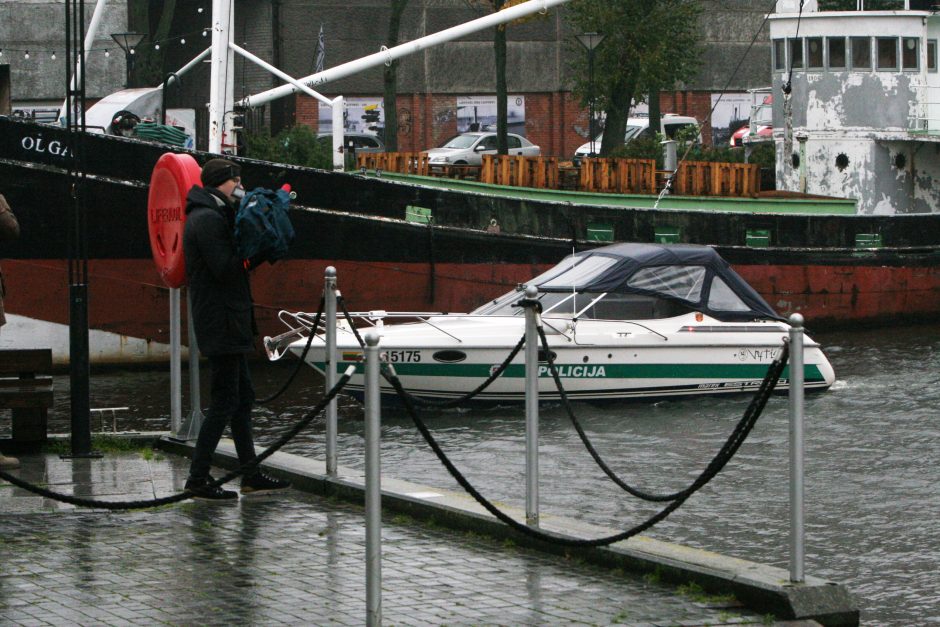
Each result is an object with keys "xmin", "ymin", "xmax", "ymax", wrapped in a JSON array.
[{"xmin": 474, "ymin": 243, "xmax": 783, "ymax": 322}]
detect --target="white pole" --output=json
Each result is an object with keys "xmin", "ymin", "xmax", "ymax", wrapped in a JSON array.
[
  {"xmin": 169, "ymin": 288, "xmax": 182, "ymax": 436},
  {"xmin": 324, "ymin": 267, "xmax": 338, "ymax": 475},
  {"xmin": 363, "ymin": 331, "xmax": 383, "ymax": 626},
  {"xmin": 332, "ymin": 96, "xmax": 345, "ymax": 171},
  {"xmin": 165, "ymin": 47, "xmax": 212, "ymax": 87},
  {"xmin": 524, "ymin": 285, "xmax": 540, "ymax": 527},
  {"xmin": 229, "ymin": 43, "xmax": 333, "ymax": 106},
  {"xmin": 238, "ymin": 0, "xmax": 570, "ymax": 109},
  {"xmin": 208, "ymin": 0, "xmax": 233, "ymax": 153},
  {"xmin": 60, "ymin": 0, "xmax": 109, "ymax": 125},
  {"xmin": 184, "ymin": 292, "xmax": 204, "ymax": 439},
  {"xmin": 788, "ymin": 313, "xmax": 805, "ymax": 584}
]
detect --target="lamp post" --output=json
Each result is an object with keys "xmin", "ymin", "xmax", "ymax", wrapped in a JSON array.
[
  {"xmin": 110, "ymin": 32, "xmax": 146, "ymax": 88},
  {"xmin": 576, "ymin": 32, "xmax": 605, "ymax": 157}
]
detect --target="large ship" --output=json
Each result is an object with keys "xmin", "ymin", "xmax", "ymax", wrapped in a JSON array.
[{"xmin": 1, "ymin": 3, "xmax": 938, "ymax": 363}]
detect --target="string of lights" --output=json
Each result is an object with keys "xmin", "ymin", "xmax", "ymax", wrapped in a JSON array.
[{"xmin": 0, "ymin": 25, "xmax": 213, "ymax": 61}]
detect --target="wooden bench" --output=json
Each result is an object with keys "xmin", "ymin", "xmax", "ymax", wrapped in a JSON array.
[{"xmin": 0, "ymin": 349, "xmax": 54, "ymax": 445}]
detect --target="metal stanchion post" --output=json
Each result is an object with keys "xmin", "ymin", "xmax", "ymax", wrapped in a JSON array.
[
  {"xmin": 363, "ymin": 331, "xmax": 382, "ymax": 626},
  {"xmin": 169, "ymin": 287, "xmax": 182, "ymax": 436},
  {"xmin": 325, "ymin": 267, "xmax": 338, "ymax": 476},
  {"xmin": 177, "ymin": 290, "xmax": 204, "ymax": 441},
  {"xmin": 788, "ymin": 313, "xmax": 805, "ymax": 584},
  {"xmin": 524, "ymin": 285, "xmax": 540, "ymax": 527}
]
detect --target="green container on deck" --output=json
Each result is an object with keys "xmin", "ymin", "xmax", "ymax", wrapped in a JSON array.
[
  {"xmin": 586, "ymin": 222, "xmax": 614, "ymax": 242},
  {"xmin": 654, "ymin": 226, "xmax": 680, "ymax": 244},
  {"xmin": 406, "ymin": 205, "xmax": 432, "ymax": 224},
  {"xmin": 854, "ymin": 233, "xmax": 883, "ymax": 248},
  {"xmin": 746, "ymin": 228, "xmax": 771, "ymax": 247}
]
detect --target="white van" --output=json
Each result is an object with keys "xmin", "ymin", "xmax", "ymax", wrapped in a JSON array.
[{"xmin": 574, "ymin": 114, "xmax": 701, "ymax": 159}]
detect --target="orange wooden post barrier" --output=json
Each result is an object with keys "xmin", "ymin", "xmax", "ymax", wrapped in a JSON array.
[
  {"xmin": 580, "ymin": 158, "xmax": 594, "ymax": 192},
  {"xmin": 480, "ymin": 154, "xmax": 496, "ymax": 184}
]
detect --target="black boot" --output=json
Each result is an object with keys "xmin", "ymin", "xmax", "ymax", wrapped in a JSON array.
[
  {"xmin": 241, "ymin": 472, "xmax": 291, "ymax": 495},
  {"xmin": 185, "ymin": 475, "xmax": 238, "ymax": 501}
]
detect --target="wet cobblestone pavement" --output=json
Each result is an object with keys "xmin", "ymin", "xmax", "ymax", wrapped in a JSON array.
[{"xmin": 0, "ymin": 450, "xmax": 787, "ymax": 626}]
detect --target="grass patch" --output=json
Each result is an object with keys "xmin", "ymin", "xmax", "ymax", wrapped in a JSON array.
[
  {"xmin": 42, "ymin": 435, "xmax": 157, "ymax": 456},
  {"xmin": 677, "ymin": 581, "xmax": 737, "ymax": 605},
  {"xmin": 643, "ymin": 567, "xmax": 664, "ymax": 585}
]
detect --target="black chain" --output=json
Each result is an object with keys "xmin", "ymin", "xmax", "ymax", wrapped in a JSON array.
[
  {"xmin": 382, "ymin": 293, "xmax": 789, "ymax": 547},
  {"xmin": 0, "ymin": 371, "xmax": 354, "ymax": 510},
  {"xmin": 537, "ymin": 324, "xmax": 790, "ymax": 503},
  {"xmin": 257, "ymin": 296, "xmax": 325, "ymax": 404},
  {"xmin": 388, "ymin": 335, "xmax": 526, "ymax": 408}
]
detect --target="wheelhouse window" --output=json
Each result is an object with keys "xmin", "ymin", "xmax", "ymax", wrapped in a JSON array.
[
  {"xmin": 773, "ymin": 39, "xmax": 786, "ymax": 71},
  {"xmin": 789, "ymin": 38, "xmax": 804, "ymax": 69},
  {"xmin": 807, "ymin": 37, "xmax": 824, "ymax": 69},
  {"xmin": 827, "ymin": 37, "xmax": 846, "ymax": 70},
  {"xmin": 876, "ymin": 37, "xmax": 898, "ymax": 71},
  {"xmin": 851, "ymin": 37, "xmax": 872, "ymax": 70},
  {"xmin": 930, "ymin": 40, "xmax": 938, "ymax": 73},
  {"xmin": 902, "ymin": 38, "xmax": 920, "ymax": 71}
]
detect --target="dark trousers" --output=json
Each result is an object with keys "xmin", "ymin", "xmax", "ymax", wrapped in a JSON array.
[{"xmin": 188, "ymin": 353, "xmax": 258, "ymax": 480}]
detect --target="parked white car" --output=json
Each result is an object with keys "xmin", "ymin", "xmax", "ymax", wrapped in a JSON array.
[
  {"xmin": 425, "ymin": 132, "xmax": 540, "ymax": 166},
  {"xmin": 574, "ymin": 114, "xmax": 701, "ymax": 159}
]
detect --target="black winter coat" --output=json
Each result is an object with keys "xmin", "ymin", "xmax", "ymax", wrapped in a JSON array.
[{"xmin": 183, "ymin": 186, "xmax": 256, "ymax": 356}]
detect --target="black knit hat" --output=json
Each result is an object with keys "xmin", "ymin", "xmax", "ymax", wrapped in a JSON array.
[{"xmin": 201, "ymin": 158, "xmax": 241, "ymax": 188}]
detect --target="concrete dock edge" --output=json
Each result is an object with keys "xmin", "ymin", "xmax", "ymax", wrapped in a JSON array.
[{"xmin": 157, "ymin": 436, "xmax": 859, "ymax": 626}]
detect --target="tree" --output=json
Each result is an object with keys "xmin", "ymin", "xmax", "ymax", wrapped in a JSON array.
[
  {"xmin": 383, "ymin": 1, "xmax": 410, "ymax": 152},
  {"xmin": 464, "ymin": 0, "xmax": 546, "ymax": 154},
  {"xmin": 127, "ymin": 0, "xmax": 178, "ymax": 88},
  {"xmin": 567, "ymin": 0, "xmax": 703, "ymax": 156},
  {"xmin": 464, "ymin": 1, "xmax": 509, "ymax": 154}
]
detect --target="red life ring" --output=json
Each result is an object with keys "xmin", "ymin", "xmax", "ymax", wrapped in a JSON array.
[{"xmin": 147, "ymin": 153, "xmax": 201, "ymax": 288}]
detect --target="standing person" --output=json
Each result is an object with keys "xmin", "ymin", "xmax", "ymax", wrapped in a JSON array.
[
  {"xmin": 182, "ymin": 159, "xmax": 290, "ymax": 500},
  {"xmin": 0, "ymin": 193, "xmax": 21, "ymax": 470}
]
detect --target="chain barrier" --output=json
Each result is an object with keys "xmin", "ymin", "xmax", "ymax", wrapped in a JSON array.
[
  {"xmin": 333, "ymin": 284, "xmax": 790, "ymax": 545},
  {"xmin": 0, "ymin": 370, "xmax": 354, "ymax": 510},
  {"xmin": 257, "ymin": 296, "xmax": 325, "ymax": 404},
  {"xmin": 384, "ymin": 343, "xmax": 788, "ymax": 547},
  {"xmin": 536, "ymin": 323, "xmax": 790, "ymax": 502},
  {"xmin": 338, "ymin": 288, "xmax": 533, "ymax": 409},
  {"xmin": 393, "ymin": 335, "xmax": 526, "ymax": 409},
  {"xmin": 337, "ymin": 295, "xmax": 367, "ymax": 348}
]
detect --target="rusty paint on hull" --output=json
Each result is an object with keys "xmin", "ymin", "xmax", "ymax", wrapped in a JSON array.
[{"xmin": 5, "ymin": 257, "xmax": 940, "ymax": 359}]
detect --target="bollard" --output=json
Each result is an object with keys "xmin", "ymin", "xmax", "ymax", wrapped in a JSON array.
[
  {"xmin": 169, "ymin": 287, "xmax": 182, "ymax": 436},
  {"xmin": 363, "ymin": 331, "xmax": 382, "ymax": 626},
  {"xmin": 324, "ymin": 267, "xmax": 338, "ymax": 476},
  {"xmin": 523, "ymin": 285, "xmax": 540, "ymax": 527},
  {"xmin": 178, "ymin": 291, "xmax": 204, "ymax": 441},
  {"xmin": 788, "ymin": 313, "xmax": 805, "ymax": 584}
]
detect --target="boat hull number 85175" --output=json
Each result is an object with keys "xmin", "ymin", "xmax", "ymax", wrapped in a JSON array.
[{"xmin": 385, "ymin": 350, "xmax": 421, "ymax": 363}]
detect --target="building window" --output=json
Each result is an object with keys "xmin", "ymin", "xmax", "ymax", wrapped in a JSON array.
[
  {"xmin": 827, "ymin": 37, "xmax": 846, "ymax": 69},
  {"xmin": 851, "ymin": 37, "xmax": 871, "ymax": 70},
  {"xmin": 929, "ymin": 40, "xmax": 938, "ymax": 73},
  {"xmin": 902, "ymin": 38, "xmax": 919, "ymax": 71},
  {"xmin": 807, "ymin": 37, "xmax": 824, "ymax": 69},
  {"xmin": 773, "ymin": 39, "xmax": 786, "ymax": 71},
  {"xmin": 789, "ymin": 38, "xmax": 804, "ymax": 69},
  {"xmin": 876, "ymin": 37, "xmax": 898, "ymax": 71}
]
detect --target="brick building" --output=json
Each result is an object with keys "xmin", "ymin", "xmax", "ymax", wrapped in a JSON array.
[{"xmin": 1, "ymin": 0, "xmax": 772, "ymax": 155}]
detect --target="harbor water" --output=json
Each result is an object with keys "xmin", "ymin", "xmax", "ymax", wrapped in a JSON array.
[{"xmin": 23, "ymin": 322, "xmax": 940, "ymax": 625}]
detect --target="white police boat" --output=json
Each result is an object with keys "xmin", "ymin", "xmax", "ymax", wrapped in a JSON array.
[{"xmin": 267, "ymin": 243, "xmax": 835, "ymax": 403}]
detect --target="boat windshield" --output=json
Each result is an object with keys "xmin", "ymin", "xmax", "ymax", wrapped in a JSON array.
[
  {"xmin": 472, "ymin": 289, "xmax": 694, "ymax": 320},
  {"xmin": 471, "ymin": 258, "xmax": 753, "ymax": 319}
]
